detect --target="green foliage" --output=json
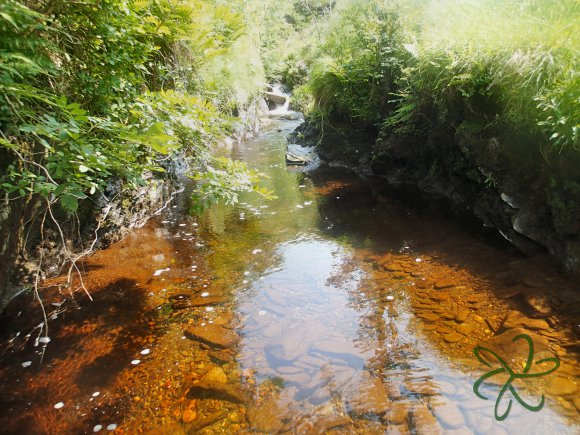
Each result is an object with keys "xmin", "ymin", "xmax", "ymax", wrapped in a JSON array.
[
  {"xmin": 199, "ymin": 34, "xmax": 265, "ymax": 113},
  {"xmin": 535, "ymin": 70, "xmax": 580, "ymax": 152},
  {"xmin": 0, "ymin": 1, "xmax": 54, "ymax": 84},
  {"xmin": 0, "ymin": 0, "xmax": 276, "ymax": 215},
  {"xmin": 309, "ymin": 1, "xmax": 409, "ymax": 124},
  {"xmin": 244, "ymin": 0, "xmax": 336, "ymax": 90},
  {"xmin": 287, "ymin": 0, "xmax": 579, "ymax": 155},
  {"xmin": 47, "ymin": 0, "xmax": 157, "ymax": 115},
  {"xmin": 290, "ymin": 83, "xmax": 314, "ymax": 113}
]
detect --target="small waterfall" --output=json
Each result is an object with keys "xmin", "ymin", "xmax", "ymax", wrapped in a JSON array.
[
  {"xmin": 265, "ymin": 84, "xmax": 291, "ymax": 114},
  {"xmin": 265, "ymin": 84, "xmax": 302, "ymax": 121},
  {"xmin": 270, "ymin": 84, "xmax": 290, "ymax": 112}
]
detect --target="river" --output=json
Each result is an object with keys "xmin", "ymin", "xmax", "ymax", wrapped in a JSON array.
[{"xmin": 0, "ymin": 117, "xmax": 578, "ymax": 434}]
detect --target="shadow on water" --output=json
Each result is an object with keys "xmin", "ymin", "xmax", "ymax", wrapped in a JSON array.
[{"xmin": 0, "ymin": 277, "xmax": 153, "ymax": 434}]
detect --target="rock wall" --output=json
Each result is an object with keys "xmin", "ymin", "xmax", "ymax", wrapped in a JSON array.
[{"xmin": 291, "ymin": 117, "xmax": 580, "ymax": 275}]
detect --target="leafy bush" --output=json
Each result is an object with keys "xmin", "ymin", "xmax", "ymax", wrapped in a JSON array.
[{"xmin": 0, "ymin": 0, "xmax": 272, "ymax": 215}]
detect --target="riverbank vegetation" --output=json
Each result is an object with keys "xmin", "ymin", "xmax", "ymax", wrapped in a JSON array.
[
  {"xmin": 303, "ymin": 0, "xmax": 578, "ymax": 152},
  {"xmin": 293, "ymin": 0, "xmax": 579, "ymax": 273},
  {"xmin": 1, "ymin": 0, "xmax": 260, "ymax": 215},
  {"xmin": 0, "ymin": 0, "xmax": 333, "ymax": 304}
]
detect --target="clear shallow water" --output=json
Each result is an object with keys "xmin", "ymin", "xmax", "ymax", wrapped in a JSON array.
[{"xmin": 0, "ymin": 118, "xmax": 578, "ymax": 434}]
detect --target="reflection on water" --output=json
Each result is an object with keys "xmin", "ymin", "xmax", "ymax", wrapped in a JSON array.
[{"xmin": 0, "ymin": 118, "xmax": 578, "ymax": 434}]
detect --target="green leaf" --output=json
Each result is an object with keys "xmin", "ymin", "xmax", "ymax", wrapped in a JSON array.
[
  {"xmin": 61, "ymin": 194, "xmax": 78, "ymax": 212},
  {"xmin": 79, "ymin": 164, "xmax": 90, "ymax": 173},
  {"xmin": 69, "ymin": 189, "xmax": 88, "ymax": 199}
]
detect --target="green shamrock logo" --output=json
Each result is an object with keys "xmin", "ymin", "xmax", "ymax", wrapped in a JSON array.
[{"xmin": 473, "ymin": 333, "xmax": 560, "ymax": 421}]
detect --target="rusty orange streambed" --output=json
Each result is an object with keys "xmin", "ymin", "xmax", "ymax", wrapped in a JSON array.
[{"xmin": 0, "ymin": 119, "xmax": 579, "ymax": 434}]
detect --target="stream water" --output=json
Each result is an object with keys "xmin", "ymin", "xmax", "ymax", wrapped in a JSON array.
[{"xmin": 0, "ymin": 117, "xmax": 579, "ymax": 434}]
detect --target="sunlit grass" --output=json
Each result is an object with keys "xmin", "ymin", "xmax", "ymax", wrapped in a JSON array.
[
  {"xmin": 406, "ymin": 0, "xmax": 580, "ymax": 151},
  {"xmin": 420, "ymin": 0, "xmax": 579, "ymax": 51}
]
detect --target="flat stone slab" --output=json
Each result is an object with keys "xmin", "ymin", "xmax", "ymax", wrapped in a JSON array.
[
  {"xmin": 435, "ymin": 280, "xmax": 456, "ymax": 289},
  {"xmin": 409, "ymin": 404, "xmax": 443, "ymax": 435},
  {"xmin": 479, "ymin": 328, "xmax": 551, "ymax": 364},
  {"xmin": 523, "ymin": 293, "xmax": 552, "ymax": 317},
  {"xmin": 502, "ymin": 310, "xmax": 550, "ymax": 330},
  {"xmin": 429, "ymin": 291, "xmax": 450, "ymax": 302},
  {"xmin": 417, "ymin": 313, "xmax": 440, "ymax": 322},
  {"xmin": 456, "ymin": 323, "xmax": 474, "ymax": 336},
  {"xmin": 384, "ymin": 262, "xmax": 405, "ymax": 272},
  {"xmin": 443, "ymin": 333, "xmax": 464, "ymax": 343},
  {"xmin": 455, "ymin": 309, "xmax": 470, "ymax": 323},
  {"xmin": 286, "ymin": 144, "xmax": 313, "ymax": 165},
  {"xmin": 416, "ymin": 279, "xmax": 433, "ymax": 289},
  {"xmin": 314, "ymin": 415, "xmax": 351, "ymax": 432},
  {"xmin": 547, "ymin": 376, "xmax": 578, "ymax": 396},
  {"xmin": 265, "ymin": 92, "xmax": 288, "ymax": 105},
  {"xmin": 170, "ymin": 295, "xmax": 226, "ymax": 309},
  {"xmin": 184, "ymin": 324, "xmax": 239, "ymax": 349},
  {"xmin": 348, "ymin": 378, "xmax": 390, "ymax": 416}
]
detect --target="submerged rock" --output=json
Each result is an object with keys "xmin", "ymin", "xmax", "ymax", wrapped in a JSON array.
[
  {"xmin": 348, "ymin": 377, "xmax": 390, "ymax": 416},
  {"xmin": 265, "ymin": 329, "xmax": 311, "ymax": 362},
  {"xmin": 502, "ymin": 310, "xmax": 550, "ymax": 331},
  {"xmin": 208, "ymin": 350, "xmax": 234, "ymax": 364},
  {"xmin": 186, "ymin": 380, "xmax": 246, "ymax": 404},
  {"xmin": 384, "ymin": 262, "xmax": 405, "ymax": 272},
  {"xmin": 276, "ymin": 365, "xmax": 303, "ymax": 375},
  {"xmin": 442, "ymin": 333, "xmax": 464, "ymax": 343},
  {"xmin": 430, "ymin": 398, "xmax": 465, "ymax": 429},
  {"xmin": 478, "ymin": 327, "xmax": 551, "ymax": 363},
  {"xmin": 261, "ymin": 321, "xmax": 283, "ymax": 338},
  {"xmin": 145, "ymin": 422, "xmax": 186, "ymax": 435},
  {"xmin": 415, "ymin": 279, "xmax": 433, "ymax": 289},
  {"xmin": 429, "ymin": 291, "xmax": 450, "ymax": 302},
  {"xmin": 455, "ymin": 309, "xmax": 470, "ymax": 323},
  {"xmin": 184, "ymin": 324, "xmax": 239, "ymax": 349},
  {"xmin": 455, "ymin": 323, "xmax": 474, "ymax": 336},
  {"xmin": 404, "ymin": 381, "xmax": 438, "ymax": 396},
  {"xmin": 417, "ymin": 313, "xmax": 440, "ymax": 322},
  {"xmin": 383, "ymin": 401, "xmax": 411, "ymax": 425},
  {"xmin": 434, "ymin": 280, "xmax": 456, "ymax": 290},
  {"xmin": 308, "ymin": 387, "xmax": 331, "ymax": 405},
  {"xmin": 408, "ymin": 404, "xmax": 443, "ymax": 435},
  {"xmin": 311, "ymin": 340, "xmax": 364, "ymax": 365},
  {"xmin": 523, "ymin": 278, "xmax": 544, "ymax": 289},
  {"xmin": 188, "ymin": 410, "xmax": 228, "ymax": 432},
  {"xmin": 246, "ymin": 397, "xmax": 289, "ymax": 432},
  {"xmin": 314, "ymin": 415, "xmax": 351, "ymax": 432},
  {"xmin": 546, "ymin": 376, "xmax": 578, "ymax": 396},
  {"xmin": 203, "ymin": 366, "xmax": 228, "ymax": 383},
  {"xmin": 522, "ymin": 293, "xmax": 552, "ymax": 317},
  {"xmin": 170, "ymin": 295, "xmax": 226, "ymax": 309}
]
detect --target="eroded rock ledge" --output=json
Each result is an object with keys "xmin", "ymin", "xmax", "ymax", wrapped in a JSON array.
[{"xmin": 290, "ymin": 117, "xmax": 580, "ymax": 275}]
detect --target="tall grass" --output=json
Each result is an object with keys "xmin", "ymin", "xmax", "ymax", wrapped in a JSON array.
[
  {"xmin": 390, "ymin": 0, "xmax": 580, "ymax": 152},
  {"xmin": 420, "ymin": 0, "xmax": 578, "ymax": 51},
  {"xmin": 309, "ymin": 1, "xmax": 408, "ymax": 124},
  {"xmin": 305, "ymin": 0, "xmax": 579, "ymax": 152}
]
